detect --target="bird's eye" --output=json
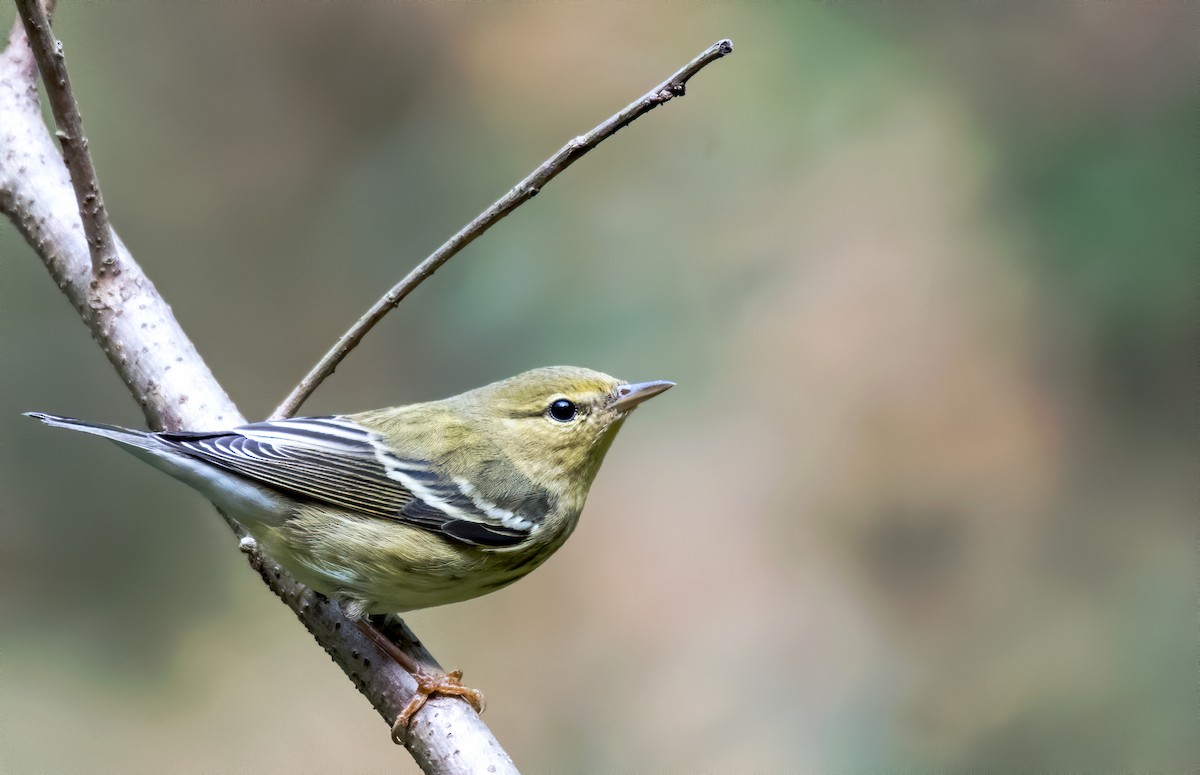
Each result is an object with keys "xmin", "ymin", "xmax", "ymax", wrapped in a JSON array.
[{"xmin": 548, "ymin": 399, "xmax": 577, "ymax": 423}]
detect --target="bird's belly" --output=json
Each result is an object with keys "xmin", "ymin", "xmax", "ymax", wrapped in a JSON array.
[{"xmin": 252, "ymin": 505, "xmax": 555, "ymax": 618}]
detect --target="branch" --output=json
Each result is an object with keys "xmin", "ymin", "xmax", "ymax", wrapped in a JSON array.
[
  {"xmin": 0, "ymin": 11, "xmax": 515, "ymax": 774},
  {"xmin": 271, "ymin": 37, "xmax": 734, "ymax": 420},
  {"xmin": 13, "ymin": 0, "xmax": 118, "ymax": 278}
]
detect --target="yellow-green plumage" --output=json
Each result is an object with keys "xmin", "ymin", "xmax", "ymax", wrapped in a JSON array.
[{"xmin": 27, "ymin": 366, "xmax": 672, "ymax": 620}]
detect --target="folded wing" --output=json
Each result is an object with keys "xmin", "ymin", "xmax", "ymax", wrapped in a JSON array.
[{"xmin": 158, "ymin": 417, "xmax": 534, "ymax": 547}]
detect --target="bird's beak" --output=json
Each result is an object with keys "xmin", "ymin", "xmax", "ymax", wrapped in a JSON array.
[{"xmin": 611, "ymin": 380, "xmax": 675, "ymax": 412}]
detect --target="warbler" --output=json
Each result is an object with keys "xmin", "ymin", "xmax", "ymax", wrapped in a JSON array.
[{"xmin": 27, "ymin": 366, "xmax": 672, "ymax": 730}]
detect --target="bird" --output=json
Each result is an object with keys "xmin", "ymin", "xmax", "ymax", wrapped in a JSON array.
[{"xmin": 26, "ymin": 365, "xmax": 673, "ymax": 735}]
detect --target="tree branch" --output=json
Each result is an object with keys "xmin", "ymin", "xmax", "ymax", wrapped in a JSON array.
[
  {"xmin": 13, "ymin": 0, "xmax": 118, "ymax": 278},
  {"xmin": 0, "ymin": 11, "xmax": 515, "ymax": 774},
  {"xmin": 5, "ymin": 3, "xmax": 732, "ymax": 767},
  {"xmin": 270, "ymin": 37, "xmax": 734, "ymax": 420}
]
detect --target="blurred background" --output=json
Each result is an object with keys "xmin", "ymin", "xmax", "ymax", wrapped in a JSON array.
[{"xmin": 1, "ymin": 3, "xmax": 1194, "ymax": 772}]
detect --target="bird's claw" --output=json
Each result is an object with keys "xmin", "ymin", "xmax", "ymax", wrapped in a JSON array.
[{"xmin": 390, "ymin": 669, "xmax": 485, "ymax": 743}]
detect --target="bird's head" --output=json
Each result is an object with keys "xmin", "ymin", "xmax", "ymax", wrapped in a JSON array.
[{"xmin": 458, "ymin": 365, "xmax": 674, "ymax": 496}]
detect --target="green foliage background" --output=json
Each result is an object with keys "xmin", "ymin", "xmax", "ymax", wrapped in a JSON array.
[{"xmin": 2, "ymin": 3, "xmax": 1193, "ymax": 772}]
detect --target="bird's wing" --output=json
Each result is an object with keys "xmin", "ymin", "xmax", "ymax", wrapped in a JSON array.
[{"xmin": 157, "ymin": 417, "xmax": 534, "ymax": 547}]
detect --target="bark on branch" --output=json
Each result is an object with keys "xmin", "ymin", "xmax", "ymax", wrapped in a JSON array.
[
  {"xmin": 13, "ymin": 0, "xmax": 118, "ymax": 278},
  {"xmin": 0, "ymin": 10, "xmax": 515, "ymax": 774}
]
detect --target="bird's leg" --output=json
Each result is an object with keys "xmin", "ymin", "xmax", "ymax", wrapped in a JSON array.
[{"xmin": 354, "ymin": 618, "xmax": 485, "ymax": 741}]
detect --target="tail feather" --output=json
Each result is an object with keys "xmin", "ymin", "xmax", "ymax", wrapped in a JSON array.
[
  {"xmin": 23, "ymin": 412, "xmax": 155, "ymax": 448},
  {"xmin": 25, "ymin": 411, "xmax": 287, "ymax": 525}
]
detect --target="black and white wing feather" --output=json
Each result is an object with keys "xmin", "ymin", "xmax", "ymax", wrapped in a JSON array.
[{"xmin": 157, "ymin": 417, "xmax": 538, "ymax": 547}]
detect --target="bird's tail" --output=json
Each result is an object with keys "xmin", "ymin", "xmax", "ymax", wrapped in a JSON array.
[
  {"xmin": 23, "ymin": 412, "xmax": 157, "ymax": 450},
  {"xmin": 25, "ymin": 412, "xmax": 287, "ymax": 526}
]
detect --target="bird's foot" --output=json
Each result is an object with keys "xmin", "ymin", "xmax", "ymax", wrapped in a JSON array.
[
  {"xmin": 391, "ymin": 669, "xmax": 485, "ymax": 742},
  {"xmin": 353, "ymin": 618, "xmax": 484, "ymax": 742}
]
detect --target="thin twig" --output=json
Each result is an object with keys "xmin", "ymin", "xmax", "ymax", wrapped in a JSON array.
[
  {"xmin": 14, "ymin": 0, "xmax": 119, "ymax": 278},
  {"xmin": 271, "ymin": 38, "xmax": 734, "ymax": 420}
]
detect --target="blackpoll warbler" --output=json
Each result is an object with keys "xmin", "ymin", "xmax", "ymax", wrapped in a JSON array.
[{"xmin": 27, "ymin": 366, "xmax": 672, "ymax": 731}]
